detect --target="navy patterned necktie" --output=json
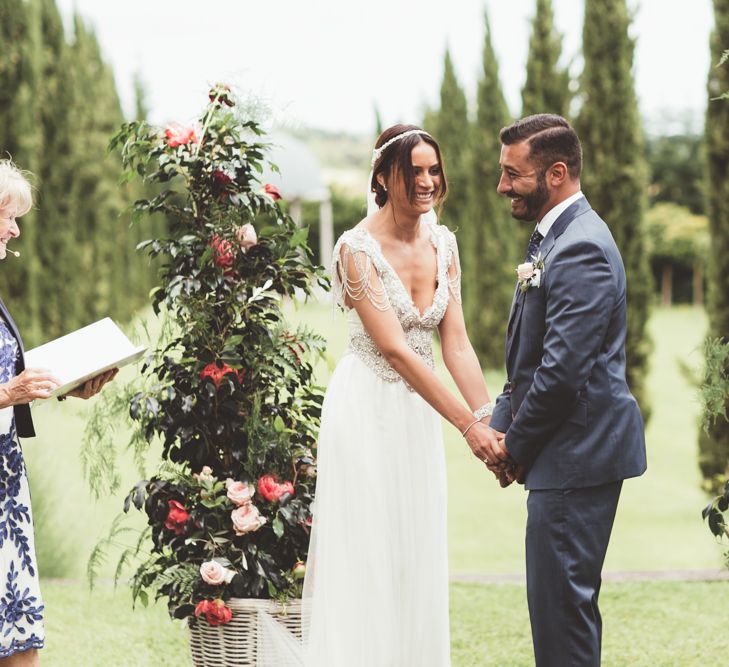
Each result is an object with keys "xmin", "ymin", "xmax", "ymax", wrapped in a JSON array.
[{"xmin": 525, "ymin": 228, "xmax": 544, "ymax": 262}]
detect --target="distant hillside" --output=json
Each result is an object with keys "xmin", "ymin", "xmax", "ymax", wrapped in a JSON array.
[{"xmin": 286, "ymin": 127, "xmax": 371, "ymax": 196}]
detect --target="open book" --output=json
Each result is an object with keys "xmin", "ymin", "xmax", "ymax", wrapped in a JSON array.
[{"xmin": 25, "ymin": 318, "xmax": 147, "ymax": 399}]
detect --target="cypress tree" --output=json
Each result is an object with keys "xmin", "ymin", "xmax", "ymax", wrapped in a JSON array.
[
  {"xmin": 575, "ymin": 0, "xmax": 652, "ymax": 419},
  {"xmin": 10, "ymin": 0, "xmax": 42, "ymax": 345},
  {"xmin": 424, "ymin": 49, "xmax": 476, "ymax": 303},
  {"xmin": 700, "ymin": 0, "xmax": 729, "ymax": 485},
  {"xmin": 35, "ymin": 0, "xmax": 81, "ymax": 339},
  {"xmin": 521, "ymin": 0, "xmax": 571, "ymax": 118},
  {"xmin": 467, "ymin": 12, "xmax": 515, "ymax": 368}
]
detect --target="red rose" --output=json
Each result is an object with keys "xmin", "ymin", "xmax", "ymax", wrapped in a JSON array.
[
  {"xmin": 164, "ymin": 500, "xmax": 189, "ymax": 535},
  {"xmin": 210, "ymin": 234, "xmax": 235, "ymax": 270},
  {"xmin": 195, "ymin": 599, "xmax": 232, "ymax": 626},
  {"xmin": 257, "ymin": 475, "xmax": 294, "ymax": 503},
  {"xmin": 277, "ymin": 480, "xmax": 294, "ymax": 498},
  {"xmin": 212, "ymin": 170, "xmax": 232, "ymax": 187},
  {"xmin": 200, "ymin": 362, "xmax": 242, "ymax": 390},
  {"xmin": 263, "ymin": 183, "xmax": 282, "ymax": 201},
  {"xmin": 164, "ymin": 123, "xmax": 197, "ymax": 148},
  {"xmin": 208, "ymin": 83, "xmax": 234, "ymax": 107}
]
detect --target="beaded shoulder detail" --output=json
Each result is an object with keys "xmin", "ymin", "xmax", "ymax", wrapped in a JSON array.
[{"xmin": 331, "ymin": 222, "xmax": 461, "ymax": 328}]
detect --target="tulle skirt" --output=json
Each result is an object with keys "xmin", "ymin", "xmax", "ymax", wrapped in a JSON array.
[{"xmin": 302, "ymin": 353, "xmax": 451, "ymax": 667}]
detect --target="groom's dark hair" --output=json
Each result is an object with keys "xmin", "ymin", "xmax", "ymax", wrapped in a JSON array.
[{"xmin": 500, "ymin": 114, "xmax": 582, "ymax": 180}]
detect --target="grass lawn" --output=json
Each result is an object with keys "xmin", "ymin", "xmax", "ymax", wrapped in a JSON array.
[
  {"xmin": 39, "ymin": 580, "xmax": 728, "ymax": 666},
  {"xmin": 18, "ymin": 301, "xmax": 727, "ymax": 665}
]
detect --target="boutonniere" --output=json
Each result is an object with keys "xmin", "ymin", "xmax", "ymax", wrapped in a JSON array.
[{"xmin": 516, "ymin": 252, "xmax": 545, "ymax": 292}]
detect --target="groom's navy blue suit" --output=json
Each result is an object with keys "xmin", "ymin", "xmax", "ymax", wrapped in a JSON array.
[{"xmin": 490, "ymin": 196, "xmax": 646, "ymax": 666}]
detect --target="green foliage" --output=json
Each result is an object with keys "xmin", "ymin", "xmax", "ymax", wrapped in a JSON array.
[
  {"xmin": 466, "ymin": 12, "xmax": 516, "ymax": 369},
  {"xmin": 0, "ymin": 1, "xmax": 156, "ymax": 344},
  {"xmin": 645, "ymin": 203, "xmax": 708, "ymax": 265},
  {"xmin": 645, "ymin": 132, "xmax": 705, "ymax": 215},
  {"xmin": 85, "ymin": 88, "xmax": 328, "ymax": 620},
  {"xmin": 521, "ymin": 0, "xmax": 571, "ymax": 119},
  {"xmin": 576, "ymin": 0, "xmax": 653, "ymax": 421},
  {"xmin": 700, "ymin": 1, "xmax": 729, "ymax": 487}
]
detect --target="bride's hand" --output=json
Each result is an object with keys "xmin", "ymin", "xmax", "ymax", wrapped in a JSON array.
[{"xmin": 464, "ymin": 421, "xmax": 509, "ymax": 467}]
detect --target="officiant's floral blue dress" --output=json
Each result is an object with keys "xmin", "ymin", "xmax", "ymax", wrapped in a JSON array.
[{"xmin": 0, "ymin": 320, "xmax": 44, "ymax": 656}]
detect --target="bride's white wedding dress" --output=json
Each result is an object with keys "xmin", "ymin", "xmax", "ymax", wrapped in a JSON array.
[{"xmin": 301, "ymin": 219, "xmax": 461, "ymax": 667}]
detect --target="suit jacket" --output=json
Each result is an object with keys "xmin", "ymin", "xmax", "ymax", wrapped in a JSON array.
[
  {"xmin": 490, "ymin": 197, "xmax": 646, "ymax": 490},
  {"xmin": 0, "ymin": 297, "xmax": 35, "ymax": 439}
]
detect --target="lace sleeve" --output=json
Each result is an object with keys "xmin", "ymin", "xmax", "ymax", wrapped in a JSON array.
[
  {"xmin": 331, "ymin": 239, "xmax": 390, "ymax": 312},
  {"xmin": 445, "ymin": 229, "xmax": 462, "ymax": 305}
]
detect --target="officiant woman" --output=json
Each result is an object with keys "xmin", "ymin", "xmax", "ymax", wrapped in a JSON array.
[{"xmin": 0, "ymin": 159, "xmax": 116, "ymax": 667}]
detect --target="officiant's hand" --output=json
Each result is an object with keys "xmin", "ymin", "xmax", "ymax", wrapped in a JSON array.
[
  {"xmin": 0, "ymin": 367, "xmax": 62, "ymax": 406},
  {"xmin": 64, "ymin": 368, "xmax": 118, "ymax": 400}
]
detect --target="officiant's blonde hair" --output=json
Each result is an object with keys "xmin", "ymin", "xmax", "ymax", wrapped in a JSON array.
[{"xmin": 0, "ymin": 159, "xmax": 33, "ymax": 217}]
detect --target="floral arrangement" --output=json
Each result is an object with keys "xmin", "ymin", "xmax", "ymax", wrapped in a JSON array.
[
  {"xmin": 516, "ymin": 252, "xmax": 545, "ymax": 292},
  {"xmin": 95, "ymin": 85, "xmax": 327, "ymax": 622}
]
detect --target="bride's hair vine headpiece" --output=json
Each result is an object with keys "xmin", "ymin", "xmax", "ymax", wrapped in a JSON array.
[{"xmin": 370, "ymin": 129, "xmax": 431, "ymax": 167}]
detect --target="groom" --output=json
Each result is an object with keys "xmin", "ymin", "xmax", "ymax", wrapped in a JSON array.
[{"xmin": 487, "ymin": 114, "xmax": 646, "ymax": 667}]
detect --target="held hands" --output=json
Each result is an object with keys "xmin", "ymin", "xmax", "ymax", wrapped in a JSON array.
[
  {"xmin": 463, "ymin": 422, "xmax": 511, "ymax": 479},
  {"xmin": 63, "ymin": 368, "xmax": 119, "ymax": 400},
  {"xmin": 0, "ymin": 368, "xmax": 62, "ymax": 407},
  {"xmin": 483, "ymin": 428, "xmax": 525, "ymax": 488}
]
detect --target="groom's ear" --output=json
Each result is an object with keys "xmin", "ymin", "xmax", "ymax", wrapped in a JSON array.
[{"xmin": 547, "ymin": 161, "xmax": 569, "ymax": 187}]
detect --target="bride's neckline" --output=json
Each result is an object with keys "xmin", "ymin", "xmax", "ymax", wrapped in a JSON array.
[{"xmin": 356, "ymin": 224, "xmax": 442, "ymax": 320}]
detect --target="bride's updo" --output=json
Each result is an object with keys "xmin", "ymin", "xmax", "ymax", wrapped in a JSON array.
[{"xmin": 370, "ymin": 124, "xmax": 447, "ymax": 209}]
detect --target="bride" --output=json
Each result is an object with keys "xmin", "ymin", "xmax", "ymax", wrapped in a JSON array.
[{"xmin": 302, "ymin": 124, "xmax": 509, "ymax": 666}]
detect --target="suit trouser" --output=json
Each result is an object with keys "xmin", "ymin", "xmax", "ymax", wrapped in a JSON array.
[{"xmin": 525, "ymin": 480, "xmax": 623, "ymax": 667}]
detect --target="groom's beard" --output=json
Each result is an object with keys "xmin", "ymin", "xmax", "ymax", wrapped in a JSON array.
[{"xmin": 508, "ymin": 172, "xmax": 549, "ymax": 222}]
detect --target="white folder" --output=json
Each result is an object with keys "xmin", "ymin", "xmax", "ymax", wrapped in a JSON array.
[{"xmin": 25, "ymin": 317, "xmax": 147, "ymax": 398}]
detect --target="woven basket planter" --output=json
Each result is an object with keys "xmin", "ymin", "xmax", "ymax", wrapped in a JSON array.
[{"xmin": 189, "ymin": 598, "xmax": 303, "ymax": 667}]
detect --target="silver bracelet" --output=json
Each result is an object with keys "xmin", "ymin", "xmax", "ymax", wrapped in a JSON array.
[
  {"xmin": 461, "ymin": 418, "xmax": 480, "ymax": 438},
  {"xmin": 473, "ymin": 402, "xmax": 494, "ymax": 421}
]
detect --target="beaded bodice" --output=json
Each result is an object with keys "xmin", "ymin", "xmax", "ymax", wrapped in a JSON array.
[{"xmin": 331, "ymin": 221, "xmax": 461, "ymax": 386}]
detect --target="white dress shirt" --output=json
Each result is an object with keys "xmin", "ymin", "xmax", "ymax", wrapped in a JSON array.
[{"xmin": 536, "ymin": 190, "xmax": 584, "ymax": 238}]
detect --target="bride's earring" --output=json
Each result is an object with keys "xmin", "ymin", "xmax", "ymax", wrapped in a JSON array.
[{"xmin": 383, "ymin": 184, "xmax": 387, "ymax": 192}]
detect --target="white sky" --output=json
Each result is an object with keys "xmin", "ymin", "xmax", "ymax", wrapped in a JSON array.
[{"xmin": 55, "ymin": 0, "xmax": 714, "ymax": 135}]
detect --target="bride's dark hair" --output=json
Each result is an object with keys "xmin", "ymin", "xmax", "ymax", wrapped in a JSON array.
[{"xmin": 370, "ymin": 124, "xmax": 448, "ymax": 208}]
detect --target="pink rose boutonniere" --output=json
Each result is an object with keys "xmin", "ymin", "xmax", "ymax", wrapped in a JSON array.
[{"xmin": 517, "ymin": 253, "xmax": 545, "ymax": 293}]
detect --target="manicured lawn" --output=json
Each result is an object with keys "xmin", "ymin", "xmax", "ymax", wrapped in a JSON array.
[
  {"xmin": 19, "ymin": 302, "xmax": 727, "ymax": 665},
  {"xmin": 39, "ymin": 579, "xmax": 728, "ymax": 666}
]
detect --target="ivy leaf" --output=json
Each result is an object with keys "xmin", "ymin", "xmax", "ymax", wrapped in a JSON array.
[{"xmin": 272, "ymin": 515, "xmax": 284, "ymax": 539}]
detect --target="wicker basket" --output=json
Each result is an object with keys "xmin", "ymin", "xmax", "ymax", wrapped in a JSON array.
[{"xmin": 189, "ymin": 598, "xmax": 303, "ymax": 667}]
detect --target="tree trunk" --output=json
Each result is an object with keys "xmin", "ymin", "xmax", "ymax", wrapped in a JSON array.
[{"xmin": 661, "ymin": 263, "xmax": 673, "ymax": 306}]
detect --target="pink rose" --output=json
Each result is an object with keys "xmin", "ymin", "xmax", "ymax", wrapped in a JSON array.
[
  {"xmin": 195, "ymin": 599, "xmax": 233, "ymax": 626},
  {"xmin": 235, "ymin": 224, "xmax": 258, "ymax": 250},
  {"xmin": 164, "ymin": 123, "xmax": 197, "ymax": 148},
  {"xmin": 258, "ymin": 475, "xmax": 294, "ymax": 503},
  {"xmin": 226, "ymin": 481, "xmax": 255, "ymax": 506},
  {"xmin": 164, "ymin": 500, "xmax": 189, "ymax": 535},
  {"xmin": 200, "ymin": 560, "xmax": 235, "ymax": 586},
  {"xmin": 516, "ymin": 262, "xmax": 535, "ymax": 281},
  {"xmin": 231, "ymin": 503, "xmax": 266, "ymax": 535},
  {"xmin": 263, "ymin": 183, "xmax": 282, "ymax": 201}
]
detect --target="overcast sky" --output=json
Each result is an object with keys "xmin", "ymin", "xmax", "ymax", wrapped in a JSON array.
[{"xmin": 55, "ymin": 0, "xmax": 714, "ymax": 136}]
